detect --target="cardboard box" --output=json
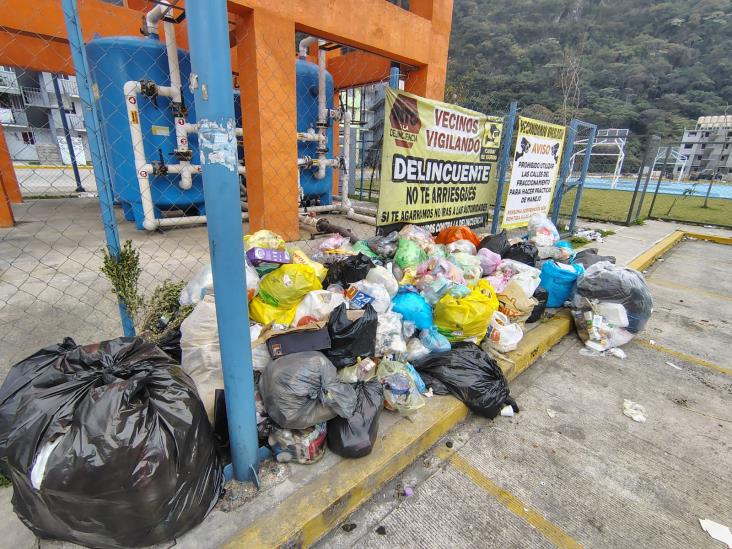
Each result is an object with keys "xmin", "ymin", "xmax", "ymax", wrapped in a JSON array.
[{"xmin": 246, "ymin": 247, "xmax": 291, "ymax": 266}]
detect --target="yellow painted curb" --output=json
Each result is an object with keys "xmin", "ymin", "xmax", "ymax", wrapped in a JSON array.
[
  {"xmin": 224, "ymin": 396, "xmax": 469, "ymax": 549},
  {"xmin": 683, "ymin": 232, "xmax": 732, "ymax": 246},
  {"xmin": 627, "ymin": 230, "xmax": 685, "ymax": 271}
]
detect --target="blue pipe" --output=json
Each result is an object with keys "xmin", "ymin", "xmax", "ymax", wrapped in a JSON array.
[
  {"xmin": 491, "ymin": 101, "xmax": 517, "ymax": 233},
  {"xmin": 61, "ymin": 0, "xmax": 135, "ymax": 337},
  {"xmin": 184, "ymin": 0, "xmax": 260, "ymax": 483},
  {"xmin": 389, "ymin": 66, "xmax": 400, "ymax": 89}
]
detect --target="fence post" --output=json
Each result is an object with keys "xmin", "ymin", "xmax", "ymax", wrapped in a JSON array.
[
  {"xmin": 568, "ymin": 124, "xmax": 597, "ymax": 233},
  {"xmin": 626, "ymin": 135, "xmax": 658, "ymax": 225},
  {"xmin": 51, "ymin": 74, "xmax": 84, "ymax": 193},
  {"xmin": 648, "ymin": 144, "xmax": 672, "ymax": 218},
  {"xmin": 61, "ymin": 0, "xmax": 135, "ymax": 337},
  {"xmin": 185, "ymin": 0, "xmax": 260, "ymax": 483},
  {"xmin": 634, "ymin": 135, "xmax": 661, "ymax": 220},
  {"xmin": 490, "ymin": 101, "xmax": 517, "ymax": 233},
  {"xmin": 550, "ymin": 119, "xmax": 578, "ymax": 226}
]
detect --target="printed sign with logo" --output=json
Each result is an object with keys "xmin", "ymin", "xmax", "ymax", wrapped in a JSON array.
[
  {"xmin": 376, "ymin": 88, "xmax": 502, "ymax": 234},
  {"xmin": 501, "ymin": 117, "xmax": 566, "ymax": 228}
]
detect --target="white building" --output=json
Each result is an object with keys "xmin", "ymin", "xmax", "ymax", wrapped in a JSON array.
[
  {"xmin": 0, "ymin": 66, "xmax": 90, "ymax": 165},
  {"xmin": 675, "ymin": 115, "xmax": 732, "ymax": 181}
]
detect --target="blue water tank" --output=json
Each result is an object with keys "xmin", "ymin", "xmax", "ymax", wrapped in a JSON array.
[
  {"xmin": 86, "ymin": 36, "xmax": 206, "ymax": 230},
  {"xmin": 296, "ymin": 58, "xmax": 334, "ymax": 205}
]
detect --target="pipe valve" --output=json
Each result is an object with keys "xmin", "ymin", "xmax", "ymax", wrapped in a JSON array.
[
  {"xmin": 151, "ymin": 149, "xmax": 168, "ymax": 176},
  {"xmin": 139, "ymin": 80, "xmax": 159, "ymax": 102}
]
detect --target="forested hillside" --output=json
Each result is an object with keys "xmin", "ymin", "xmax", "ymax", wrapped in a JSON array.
[{"xmin": 447, "ymin": 0, "xmax": 732, "ymax": 138}]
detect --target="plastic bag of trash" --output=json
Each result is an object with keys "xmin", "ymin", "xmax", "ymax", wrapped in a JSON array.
[
  {"xmin": 351, "ymin": 279, "xmax": 392, "ymax": 314},
  {"xmin": 375, "ymin": 311, "xmax": 407, "ymax": 357},
  {"xmin": 180, "ymin": 262, "xmax": 260, "ymax": 305},
  {"xmin": 572, "ymin": 247, "xmax": 617, "ymax": 269},
  {"xmin": 446, "ymin": 239, "xmax": 477, "ymax": 255},
  {"xmin": 414, "ymin": 342, "xmax": 517, "ymax": 418},
  {"xmin": 527, "ymin": 213, "xmax": 560, "ymax": 246},
  {"xmin": 526, "ymin": 286, "xmax": 548, "ymax": 323},
  {"xmin": 288, "ymin": 246, "xmax": 328, "ymax": 281},
  {"xmin": 327, "ymin": 380, "xmax": 383, "ymax": 458},
  {"xmin": 503, "ymin": 241, "xmax": 539, "ymax": 266},
  {"xmin": 575, "ymin": 261, "xmax": 652, "ymax": 333},
  {"xmin": 478, "ymin": 230, "xmax": 510, "ymax": 256},
  {"xmin": 324, "ymin": 304, "xmax": 378, "ymax": 368},
  {"xmin": 399, "ymin": 224, "xmax": 435, "ymax": 249},
  {"xmin": 406, "ymin": 337, "xmax": 431, "ymax": 361},
  {"xmin": 292, "ymin": 290, "xmax": 347, "ymax": 326},
  {"xmin": 392, "ymin": 287, "xmax": 434, "ymax": 330},
  {"xmin": 250, "ymin": 264, "xmax": 322, "ymax": 325},
  {"xmin": 477, "ymin": 248, "xmax": 502, "ymax": 276},
  {"xmin": 352, "ymin": 240, "xmax": 380, "ymax": 260},
  {"xmin": 489, "ymin": 259, "xmax": 541, "ymax": 296},
  {"xmin": 0, "ymin": 337, "xmax": 223, "ymax": 548},
  {"xmin": 323, "ymin": 253, "xmax": 374, "ymax": 287},
  {"xmin": 497, "ymin": 280, "xmax": 539, "ymax": 325},
  {"xmin": 434, "ymin": 287, "xmax": 497, "ymax": 343},
  {"xmin": 571, "ymin": 297, "xmax": 634, "ymax": 351},
  {"xmin": 415, "ymin": 257, "xmax": 466, "ymax": 289},
  {"xmin": 420, "ymin": 327, "xmax": 451, "ymax": 352},
  {"xmin": 367, "ymin": 231, "xmax": 399, "ymax": 258},
  {"xmin": 474, "ymin": 279, "xmax": 500, "ymax": 311},
  {"xmin": 485, "ymin": 311, "xmax": 523, "ymax": 353},
  {"xmin": 376, "ymin": 360, "xmax": 425, "ymax": 415},
  {"xmin": 366, "ymin": 265, "xmax": 399, "ymax": 297},
  {"xmin": 435, "ymin": 225, "xmax": 480, "ymax": 247},
  {"xmin": 395, "ymin": 238, "xmax": 428, "ymax": 269},
  {"xmin": 448, "ymin": 252, "xmax": 483, "ymax": 286},
  {"xmin": 259, "ymin": 351, "xmax": 357, "ymax": 429},
  {"xmin": 244, "ymin": 229, "xmax": 285, "ymax": 250},
  {"xmin": 540, "ymin": 260, "xmax": 585, "ymax": 307}
]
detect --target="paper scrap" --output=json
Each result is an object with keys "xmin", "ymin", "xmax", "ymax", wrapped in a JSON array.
[
  {"xmin": 699, "ymin": 518, "xmax": 732, "ymax": 547},
  {"xmin": 665, "ymin": 361, "xmax": 682, "ymax": 371},
  {"xmin": 623, "ymin": 399, "xmax": 647, "ymax": 423},
  {"xmin": 500, "ymin": 405, "xmax": 515, "ymax": 417}
]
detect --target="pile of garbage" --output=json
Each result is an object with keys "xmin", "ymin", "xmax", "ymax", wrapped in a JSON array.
[
  {"xmin": 176, "ymin": 213, "xmax": 650, "ymax": 465},
  {"xmin": 0, "ymin": 213, "xmax": 652, "ymax": 546}
]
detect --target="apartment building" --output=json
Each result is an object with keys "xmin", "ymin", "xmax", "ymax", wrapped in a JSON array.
[
  {"xmin": 0, "ymin": 66, "xmax": 90, "ymax": 165},
  {"xmin": 675, "ymin": 115, "xmax": 732, "ymax": 181}
]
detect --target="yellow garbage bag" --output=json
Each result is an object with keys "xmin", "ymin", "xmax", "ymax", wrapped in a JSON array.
[
  {"xmin": 257, "ymin": 264, "xmax": 322, "ymax": 309},
  {"xmin": 249, "ymin": 298, "xmax": 299, "ymax": 326},
  {"xmin": 243, "ymin": 229, "xmax": 285, "ymax": 251},
  {"xmin": 474, "ymin": 279, "xmax": 500, "ymax": 311},
  {"xmin": 434, "ymin": 287, "xmax": 498, "ymax": 343},
  {"xmin": 287, "ymin": 246, "xmax": 327, "ymax": 282}
]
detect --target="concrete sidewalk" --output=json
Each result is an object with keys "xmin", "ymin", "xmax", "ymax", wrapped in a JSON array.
[{"xmin": 318, "ymin": 238, "xmax": 732, "ymax": 548}]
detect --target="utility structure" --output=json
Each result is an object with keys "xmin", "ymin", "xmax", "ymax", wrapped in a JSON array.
[
  {"xmin": 570, "ymin": 128, "xmax": 628, "ymax": 187},
  {"xmin": 0, "ymin": 0, "xmax": 453, "ymax": 239}
]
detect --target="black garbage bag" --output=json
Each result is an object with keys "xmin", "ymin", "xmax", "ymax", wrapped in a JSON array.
[
  {"xmin": 526, "ymin": 286, "xmax": 548, "ymax": 323},
  {"xmin": 323, "ymin": 253, "xmax": 374, "ymax": 287},
  {"xmin": 478, "ymin": 230, "xmax": 510, "ymax": 256},
  {"xmin": 156, "ymin": 328, "xmax": 183, "ymax": 362},
  {"xmin": 572, "ymin": 247, "xmax": 617, "ymax": 269},
  {"xmin": 323, "ymin": 303, "xmax": 378, "ymax": 368},
  {"xmin": 259, "ymin": 351, "xmax": 357, "ymax": 430},
  {"xmin": 503, "ymin": 241, "xmax": 539, "ymax": 265},
  {"xmin": 575, "ymin": 261, "xmax": 652, "ymax": 333},
  {"xmin": 0, "ymin": 337, "xmax": 223, "ymax": 549},
  {"xmin": 367, "ymin": 231, "xmax": 399, "ymax": 258},
  {"xmin": 327, "ymin": 380, "xmax": 383, "ymax": 458},
  {"xmin": 413, "ymin": 342, "xmax": 518, "ymax": 418}
]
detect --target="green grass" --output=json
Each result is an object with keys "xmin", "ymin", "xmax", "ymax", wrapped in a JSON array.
[
  {"xmin": 569, "ymin": 236, "xmax": 591, "ymax": 248},
  {"xmin": 0, "ymin": 474, "xmax": 10, "ymax": 488},
  {"xmin": 559, "ymin": 189, "xmax": 732, "ymax": 227}
]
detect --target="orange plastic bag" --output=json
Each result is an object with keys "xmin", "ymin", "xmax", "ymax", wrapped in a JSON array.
[{"xmin": 435, "ymin": 226, "xmax": 481, "ymax": 247}]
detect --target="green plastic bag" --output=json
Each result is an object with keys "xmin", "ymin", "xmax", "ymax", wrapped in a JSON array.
[
  {"xmin": 352, "ymin": 240, "xmax": 379, "ymax": 260},
  {"xmin": 394, "ymin": 238, "xmax": 427, "ymax": 269}
]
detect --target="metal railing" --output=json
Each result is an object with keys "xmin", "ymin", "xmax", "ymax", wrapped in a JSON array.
[
  {"xmin": 65, "ymin": 113, "xmax": 85, "ymax": 130},
  {"xmin": 21, "ymin": 86, "xmax": 47, "ymax": 107}
]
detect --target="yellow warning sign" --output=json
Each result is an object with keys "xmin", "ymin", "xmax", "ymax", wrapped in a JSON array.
[{"xmin": 130, "ymin": 110, "xmax": 139, "ymax": 125}]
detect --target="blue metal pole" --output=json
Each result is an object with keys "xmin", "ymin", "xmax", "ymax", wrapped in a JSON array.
[
  {"xmin": 185, "ymin": 0, "xmax": 259, "ymax": 482},
  {"xmin": 491, "ymin": 101, "xmax": 517, "ymax": 233},
  {"xmin": 389, "ymin": 66, "xmax": 400, "ymax": 88},
  {"xmin": 550, "ymin": 119, "xmax": 579, "ymax": 225},
  {"xmin": 569, "ymin": 124, "xmax": 597, "ymax": 233},
  {"xmin": 61, "ymin": 0, "xmax": 135, "ymax": 337}
]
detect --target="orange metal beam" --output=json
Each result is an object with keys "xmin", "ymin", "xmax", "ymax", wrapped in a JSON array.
[
  {"xmin": 328, "ymin": 51, "xmax": 392, "ymax": 90},
  {"xmin": 227, "ymin": 0, "xmax": 433, "ymax": 67},
  {"xmin": 0, "ymin": 125, "xmax": 21, "ymax": 204},
  {"xmin": 236, "ymin": 9, "xmax": 300, "ymax": 240}
]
